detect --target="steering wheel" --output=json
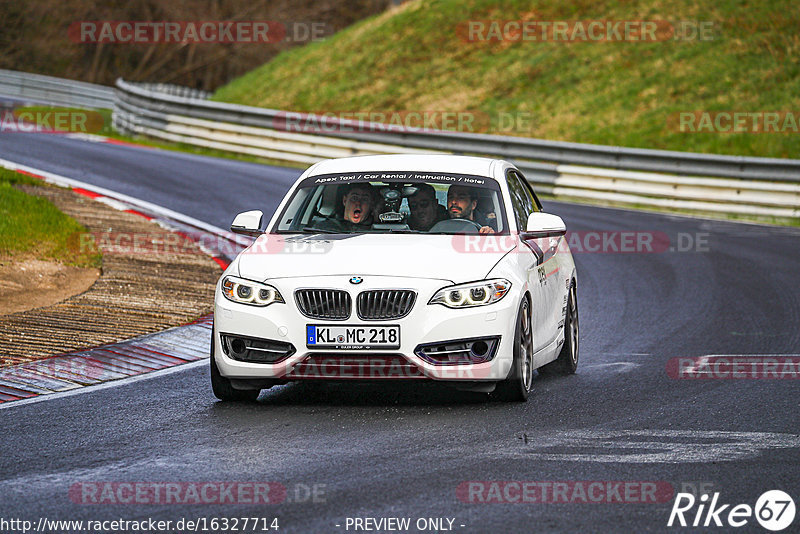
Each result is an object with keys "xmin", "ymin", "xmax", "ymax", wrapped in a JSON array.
[{"xmin": 429, "ymin": 218, "xmax": 484, "ymax": 233}]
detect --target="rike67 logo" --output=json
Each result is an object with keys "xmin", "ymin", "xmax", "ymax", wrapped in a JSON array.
[{"xmin": 668, "ymin": 490, "xmax": 795, "ymax": 531}]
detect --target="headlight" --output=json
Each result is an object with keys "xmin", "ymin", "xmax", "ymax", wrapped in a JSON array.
[
  {"xmin": 429, "ymin": 279, "xmax": 511, "ymax": 308},
  {"xmin": 221, "ymin": 276, "xmax": 284, "ymax": 307}
]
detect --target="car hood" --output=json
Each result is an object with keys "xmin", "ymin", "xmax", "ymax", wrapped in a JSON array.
[{"xmin": 236, "ymin": 233, "xmax": 515, "ymax": 283}]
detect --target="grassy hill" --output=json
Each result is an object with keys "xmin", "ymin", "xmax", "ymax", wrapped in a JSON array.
[{"xmin": 212, "ymin": 0, "xmax": 800, "ymax": 159}]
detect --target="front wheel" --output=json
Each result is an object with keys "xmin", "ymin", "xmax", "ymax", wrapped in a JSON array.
[
  {"xmin": 493, "ymin": 297, "xmax": 533, "ymax": 402},
  {"xmin": 540, "ymin": 281, "xmax": 579, "ymax": 375}
]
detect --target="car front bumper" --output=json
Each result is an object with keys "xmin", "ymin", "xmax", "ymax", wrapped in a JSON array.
[{"xmin": 213, "ymin": 275, "xmax": 519, "ymax": 382}]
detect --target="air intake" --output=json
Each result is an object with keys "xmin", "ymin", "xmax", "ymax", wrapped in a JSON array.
[
  {"xmin": 220, "ymin": 334, "xmax": 295, "ymax": 364},
  {"xmin": 415, "ymin": 336, "xmax": 500, "ymax": 365}
]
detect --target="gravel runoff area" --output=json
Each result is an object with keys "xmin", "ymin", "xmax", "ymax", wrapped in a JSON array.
[{"xmin": 0, "ymin": 183, "xmax": 221, "ymax": 366}]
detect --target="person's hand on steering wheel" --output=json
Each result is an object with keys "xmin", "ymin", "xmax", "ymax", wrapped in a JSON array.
[{"xmin": 430, "ymin": 218, "xmax": 490, "ymax": 234}]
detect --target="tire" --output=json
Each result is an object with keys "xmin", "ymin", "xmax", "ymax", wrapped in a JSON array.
[
  {"xmin": 494, "ymin": 297, "xmax": 534, "ymax": 402},
  {"xmin": 540, "ymin": 281, "xmax": 579, "ymax": 376},
  {"xmin": 210, "ymin": 328, "xmax": 260, "ymax": 402}
]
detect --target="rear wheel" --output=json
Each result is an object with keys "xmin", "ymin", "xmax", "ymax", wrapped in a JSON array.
[
  {"xmin": 210, "ymin": 328, "xmax": 260, "ymax": 402},
  {"xmin": 494, "ymin": 297, "xmax": 533, "ymax": 402},
  {"xmin": 541, "ymin": 281, "xmax": 579, "ymax": 375}
]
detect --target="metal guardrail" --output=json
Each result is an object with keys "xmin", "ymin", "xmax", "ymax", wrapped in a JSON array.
[
  {"xmin": 114, "ymin": 79, "xmax": 800, "ymax": 182},
  {"xmin": 112, "ymin": 78, "xmax": 799, "ymax": 218},
  {"xmin": 0, "ymin": 69, "xmax": 114, "ymax": 109},
  {"xmin": 127, "ymin": 82, "xmax": 211, "ymax": 101},
  {"xmin": 1, "ymin": 70, "xmax": 797, "ymax": 218}
]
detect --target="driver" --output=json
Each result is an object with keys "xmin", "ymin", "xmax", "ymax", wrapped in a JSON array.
[
  {"xmin": 408, "ymin": 183, "xmax": 447, "ymax": 232},
  {"xmin": 446, "ymin": 185, "xmax": 496, "ymax": 234}
]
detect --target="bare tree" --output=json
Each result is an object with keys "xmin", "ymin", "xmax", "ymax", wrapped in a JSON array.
[{"xmin": 0, "ymin": 0, "xmax": 394, "ymax": 90}]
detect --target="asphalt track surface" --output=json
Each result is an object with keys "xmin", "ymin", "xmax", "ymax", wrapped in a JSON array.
[{"xmin": 1, "ymin": 130, "xmax": 800, "ymax": 533}]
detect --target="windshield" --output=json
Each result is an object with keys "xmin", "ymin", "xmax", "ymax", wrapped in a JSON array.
[{"xmin": 273, "ymin": 171, "xmax": 508, "ymax": 234}]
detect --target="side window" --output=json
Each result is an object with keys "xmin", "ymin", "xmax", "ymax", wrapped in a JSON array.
[
  {"xmin": 505, "ymin": 171, "xmax": 529, "ymax": 230},
  {"xmin": 513, "ymin": 171, "xmax": 542, "ymax": 213},
  {"xmin": 278, "ymin": 187, "xmax": 313, "ymax": 230},
  {"xmin": 509, "ymin": 171, "xmax": 538, "ymax": 219}
]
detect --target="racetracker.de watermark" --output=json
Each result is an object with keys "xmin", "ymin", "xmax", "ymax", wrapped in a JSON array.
[
  {"xmin": 667, "ymin": 355, "xmax": 800, "ymax": 379},
  {"xmin": 284, "ymin": 355, "xmax": 426, "ymax": 379},
  {"xmin": 75, "ymin": 231, "xmax": 711, "ymax": 259},
  {"xmin": 457, "ymin": 20, "xmax": 715, "ymax": 42},
  {"xmin": 273, "ymin": 110, "xmax": 535, "ymax": 134},
  {"xmin": 451, "ymin": 231, "xmax": 710, "ymax": 254},
  {"xmin": 457, "ymin": 481, "xmax": 674, "ymax": 503},
  {"xmin": 271, "ymin": 354, "xmax": 500, "ymax": 380},
  {"xmin": 68, "ymin": 482, "xmax": 327, "ymax": 505},
  {"xmin": 70, "ymin": 482, "xmax": 286, "ymax": 505},
  {"xmin": 670, "ymin": 111, "xmax": 800, "ymax": 134},
  {"xmin": 1, "ymin": 357, "xmax": 172, "ymax": 384},
  {"xmin": 68, "ymin": 21, "xmax": 330, "ymax": 44},
  {"xmin": 74, "ymin": 232, "xmax": 333, "ymax": 257},
  {"xmin": 0, "ymin": 108, "xmax": 104, "ymax": 134}
]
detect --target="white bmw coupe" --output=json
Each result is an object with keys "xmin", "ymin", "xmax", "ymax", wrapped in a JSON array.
[{"xmin": 211, "ymin": 154, "xmax": 578, "ymax": 402}]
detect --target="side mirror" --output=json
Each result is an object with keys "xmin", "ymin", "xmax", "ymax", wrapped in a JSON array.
[
  {"xmin": 523, "ymin": 212, "xmax": 566, "ymax": 237},
  {"xmin": 230, "ymin": 210, "xmax": 264, "ymax": 237}
]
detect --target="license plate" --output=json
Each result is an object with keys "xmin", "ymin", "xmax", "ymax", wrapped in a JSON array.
[{"xmin": 306, "ymin": 325, "xmax": 400, "ymax": 349}]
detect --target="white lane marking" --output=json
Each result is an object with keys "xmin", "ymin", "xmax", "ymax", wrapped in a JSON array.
[
  {"xmin": 63, "ymin": 132, "xmax": 107, "ymax": 143},
  {"xmin": 508, "ymin": 429, "xmax": 800, "ymax": 464},
  {"xmin": 581, "ymin": 362, "xmax": 640, "ymax": 372},
  {"xmin": 94, "ymin": 196, "xmax": 130, "ymax": 211},
  {"xmin": 0, "ymin": 359, "xmax": 207, "ymax": 411}
]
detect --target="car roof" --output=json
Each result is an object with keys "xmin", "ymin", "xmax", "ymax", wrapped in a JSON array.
[{"xmin": 306, "ymin": 154, "xmax": 506, "ymax": 179}]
